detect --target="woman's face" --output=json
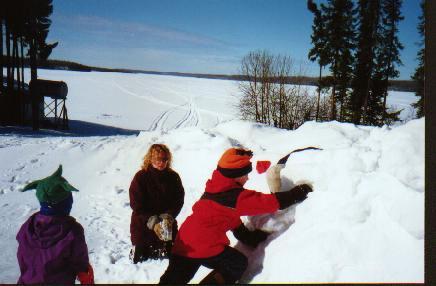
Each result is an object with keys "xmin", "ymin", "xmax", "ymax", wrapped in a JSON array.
[{"xmin": 151, "ymin": 151, "xmax": 168, "ymax": 171}]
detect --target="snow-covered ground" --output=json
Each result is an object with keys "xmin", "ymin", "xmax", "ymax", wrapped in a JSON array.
[{"xmin": 0, "ymin": 70, "xmax": 423, "ymax": 283}]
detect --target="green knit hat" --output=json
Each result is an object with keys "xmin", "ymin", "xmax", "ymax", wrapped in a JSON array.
[{"xmin": 21, "ymin": 165, "xmax": 79, "ymax": 204}]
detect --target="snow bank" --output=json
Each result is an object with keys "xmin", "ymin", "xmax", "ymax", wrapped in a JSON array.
[
  {"xmin": 0, "ymin": 71, "xmax": 423, "ymax": 283},
  {"xmin": 0, "ymin": 118, "xmax": 423, "ymax": 283}
]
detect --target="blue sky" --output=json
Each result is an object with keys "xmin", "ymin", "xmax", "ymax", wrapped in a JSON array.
[{"xmin": 48, "ymin": 0, "xmax": 422, "ymax": 79}]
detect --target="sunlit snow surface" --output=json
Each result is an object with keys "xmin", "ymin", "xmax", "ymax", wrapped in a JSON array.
[{"xmin": 0, "ymin": 70, "xmax": 423, "ymax": 283}]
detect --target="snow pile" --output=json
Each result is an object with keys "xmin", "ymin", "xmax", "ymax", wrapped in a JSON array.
[{"xmin": 0, "ymin": 71, "xmax": 423, "ymax": 283}]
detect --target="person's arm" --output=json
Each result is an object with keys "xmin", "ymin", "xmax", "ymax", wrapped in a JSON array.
[
  {"xmin": 129, "ymin": 171, "xmax": 155, "ymax": 226},
  {"xmin": 232, "ymin": 222, "xmax": 270, "ymax": 248},
  {"xmin": 235, "ymin": 184, "xmax": 313, "ymax": 216},
  {"xmin": 70, "ymin": 224, "xmax": 90, "ymax": 276},
  {"xmin": 235, "ymin": 189, "xmax": 280, "ymax": 216},
  {"xmin": 166, "ymin": 172, "xmax": 185, "ymax": 219},
  {"xmin": 71, "ymin": 225, "xmax": 94, "ymax": 284},
  {"xmin": 274, "ymin": 184, "xmax": 313, "ymax": 209}
]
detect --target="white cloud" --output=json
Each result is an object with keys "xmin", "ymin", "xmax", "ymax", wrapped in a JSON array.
[{"xmin": 53, "ymin": 14, "xmax": 230, "ymax": 49}]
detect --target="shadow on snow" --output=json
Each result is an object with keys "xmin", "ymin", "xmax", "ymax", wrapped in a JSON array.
[{"xmin": 0, "ymin": 120, "xmax": 142, "ymax": 138}]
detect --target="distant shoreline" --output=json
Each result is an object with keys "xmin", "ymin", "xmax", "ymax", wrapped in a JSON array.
[{"xmin": 6, "ymin": 57, "xmax": 415, "ymax": 93}]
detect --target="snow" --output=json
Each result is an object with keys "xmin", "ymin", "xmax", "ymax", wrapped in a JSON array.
[{"xmin": 0, "ymin": 69, "xmax": 423, "ymax": 283}]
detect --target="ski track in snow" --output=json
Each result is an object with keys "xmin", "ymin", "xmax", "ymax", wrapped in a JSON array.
[{"xmin": 109, "ymin": 80, "xmax": 204, "ymax": 132}]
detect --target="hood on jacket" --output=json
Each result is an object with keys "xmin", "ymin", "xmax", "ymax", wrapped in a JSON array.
[
  {"xmin": 205, "ymin": 170, "xmax": 243, "ymax": 194},
  {"xmin": 17, "ymin": 212, "xmax": 76, "ymax": 249}
]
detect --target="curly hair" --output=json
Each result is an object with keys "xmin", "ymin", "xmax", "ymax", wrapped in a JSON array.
[{"xmin": 141, "ymin": 144, "xmax": 173, "ymax": 170}]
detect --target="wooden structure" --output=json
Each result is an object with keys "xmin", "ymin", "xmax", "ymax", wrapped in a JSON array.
[{"xmin": 29, "ymin": 79, "xmax": 69, "ymax": 130}]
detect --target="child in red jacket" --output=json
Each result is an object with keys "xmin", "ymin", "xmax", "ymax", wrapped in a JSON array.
[{"xmin": 159, "ymin": 148, "xmax": 312, "ymax": 284}]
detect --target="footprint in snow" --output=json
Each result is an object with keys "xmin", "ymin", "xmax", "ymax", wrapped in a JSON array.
[{"xmin": 15, "ymin": 165, "xmax": 25, "ymax": 171}]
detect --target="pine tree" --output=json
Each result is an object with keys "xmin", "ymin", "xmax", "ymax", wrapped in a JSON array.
[
  {"xmin": 379, "ymin": 0, "xmax": 404, "ymax": 123},
  {"xmin": 308, "ymin": 0, "xmax": 356, "ymax": 122},
  {"xmin": 0, "ymin": 7, "xmax": 3, "ymax": 94},
  {"xmin": 412, "ymin": 0, "xmax": 424, "ymax": 118},
  {"xmin": 349, "ymin": 0, "xmax": 381, "ymax": 125},
  {"xmin": 324, "ymin": 0, "xmax": 356, "ymax": 122},
  {"xmin": 307, "ymin": 0, "xmax": 330, "ymax": 121}
]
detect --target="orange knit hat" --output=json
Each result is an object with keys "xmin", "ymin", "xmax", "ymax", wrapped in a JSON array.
[{"xmin": 217, "ymin": 148, "xmax": 253, "ymax": 178}]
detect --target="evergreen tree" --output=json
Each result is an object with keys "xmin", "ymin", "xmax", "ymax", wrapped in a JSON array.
[
  {"xmin": 379, "ymin": 0, "xmax": 404, "ymax": 123},
  {"xmin": 0, "ymin": 6, "xmax": 3, "ymax": 93},
  {"xmin": 324, "ymin": 0, "xmax": 356, "ymax": 121},
  {"xmin": 412, "ymin": 0, "xmax": 425, "ymax": 118},
  {"xmin": 25, "ymin": 0, "xmax": 55, "ymax": 82},
  {"xmin": 364, "ymin": 0, "xmax": 403, "ymax": 126},
  {"xmin": 307, "ymin": 0, "xmax": 330, "ymax": 121},
  {"xmin": 349, "ymin": 0, "xmax": 381, "ymax": 125},
  {"xmin": 308, "ymin": 0, "xmax": 356, "ymax": 122}
]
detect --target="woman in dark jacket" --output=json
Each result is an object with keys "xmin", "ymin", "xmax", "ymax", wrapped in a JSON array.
[{"xmin": 129, "ymin": 144, "xmax": 185, "ymax": 263}]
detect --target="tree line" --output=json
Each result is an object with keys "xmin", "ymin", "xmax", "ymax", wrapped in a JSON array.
[
  {"xmin": 239, "ymin": 0, "xmax": 424, "ymax": 130},
  {"xmin": 0, "ymin": 0, "xmax": 57, "ymax": 127},
  {"xmin": 411, "ymin": 1, "xmax": 425, "ymax": 118},
  {"xmin": 307, "ymin": 0, "xmax": 410, "ymax": 127}
]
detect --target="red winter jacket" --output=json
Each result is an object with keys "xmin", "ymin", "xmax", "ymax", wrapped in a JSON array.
[{"xmin": 172, "ymin": 170, "xmax": 279, "ymax": 258}]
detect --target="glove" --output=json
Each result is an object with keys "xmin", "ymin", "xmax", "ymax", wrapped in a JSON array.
[
  {"xmin": 159, "ymin": 213, "xmax": 174, "ymax": 224},
  {"xmin": 146, "ymin": 215, "xmax": 160, "ymax": 230},
  {"xmin": 77, "ymin": 263, "xmax": 94, "ymax": 284},
  {"xmin": 232, "ymin": 223, "xmax": 270, "ymax": 248},
  {"xmin": 274, "ymin": 183, "xmax": 313, "ymax": 209},
  {"xmin": 292, "ymin": 184, "xmax": 313, "ymax": 202},
  {"xmin": 153, "ymin": 213, "xmax": 174, "ymax": 241}
]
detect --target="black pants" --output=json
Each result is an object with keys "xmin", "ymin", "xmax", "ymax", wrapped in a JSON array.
[
  {"xmin": 159, "ymin": 246, "xmax": 248, "ymax": 284},
  {"xmin": 132, "ymin": 241, "xmax": 173, "ymax": 263}
]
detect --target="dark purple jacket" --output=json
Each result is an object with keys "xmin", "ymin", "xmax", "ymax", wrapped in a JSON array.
[{"xmin": 16, "ymin": 212, "xmax": 89, "ymax": 284}]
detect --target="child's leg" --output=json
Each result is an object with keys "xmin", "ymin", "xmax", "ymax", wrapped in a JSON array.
[
  {"xmin": 159, "ymin": 254, "xmax": 200, "ymax": 284},
  {"xmin": 130, "ymin": 244, "xmax": 150, "ymax": 264},
  {"xmin": 201, "ymin": 246, "xmax": 248, "ymax": 283}
]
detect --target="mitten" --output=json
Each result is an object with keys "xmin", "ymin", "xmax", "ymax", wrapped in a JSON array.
[
  {"xmin": 291, "ymin": 184, "xmax": 312, "ymax": 202},
  {"xmin": 274, "ymin": 183, "xmax": 313, "ymax": 209},
  {"xmin": 146, "ymin": 215, "xmax": 160, "ymax": 230},
  {"xmin": 232, "ymin": 223, "xmax": 270, "ymax": 248},
  {"xmin": 77, "ymin": 263, "xmax": 94, "ymax": 284},
  {"xmin": 159, "ymin": 213, "xmax": 174, "ymax": 224},
  {"xmin": 153, "ymin": 214, "xmax": 174, "ymax": 242}
]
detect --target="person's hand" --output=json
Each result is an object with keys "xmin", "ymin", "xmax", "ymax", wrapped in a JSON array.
[
  {"xmin": 146, "ymin": 215, "xmax": 159, "ymax": 230},
  {"xmin": 246, "ymin": 229, "xmax": 270, "ymax": 248},
  {"xmin": 233, "ymin": 223, "xmax": 271, "ymax": 248},
  {"xmin": 77, "ymin": 264, "xmax": 94, "ymax": 284},
  {"xmin": 159, "ymin": 213, "xmax": 174, "ymax": 224},
  {"xmin": 291, "ymin": 183, "xmax": 313, "ymax": 203},
  {"xmin": 153, "ymin": 213, "xmax": 174, "ymax": 241}
]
